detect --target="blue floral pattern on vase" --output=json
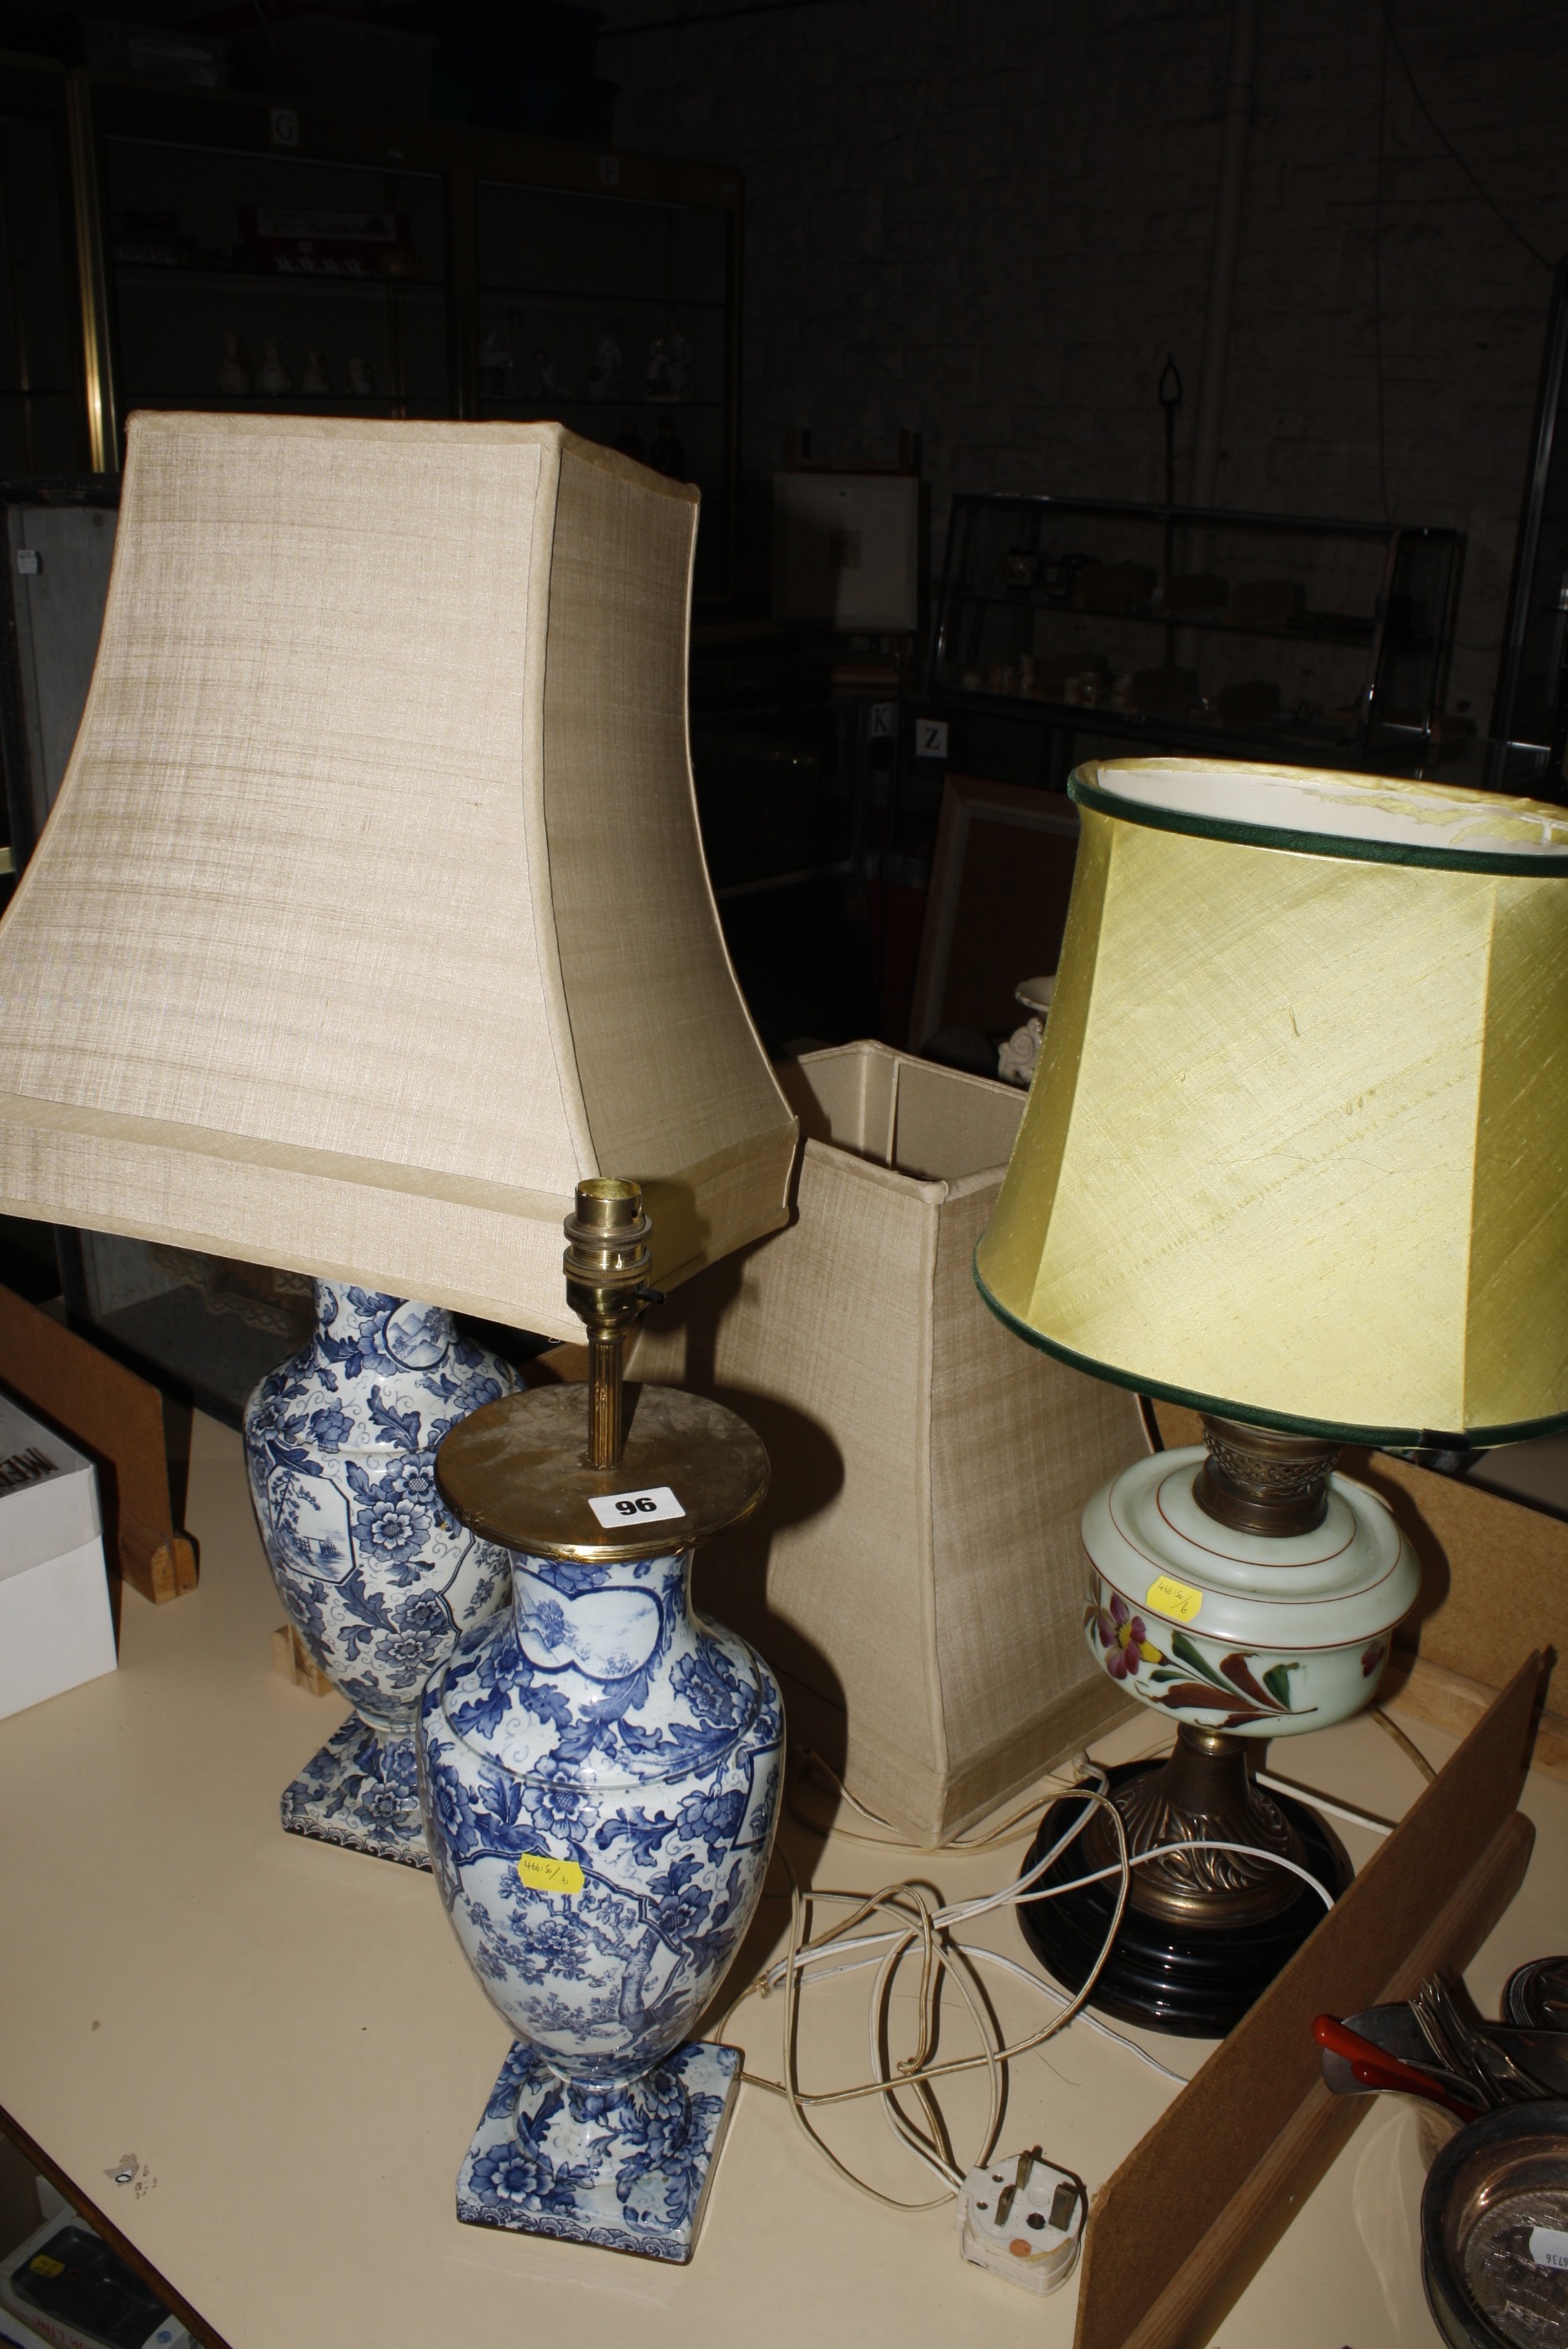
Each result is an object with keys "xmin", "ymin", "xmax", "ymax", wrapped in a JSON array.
[
  {"xmin": 418, "ymin": 1539, "xmax": 783, "ymax": 2260},
  {"xmin": 244, "ymin": 1282, "xmax": 515, "ymax": 1868}
]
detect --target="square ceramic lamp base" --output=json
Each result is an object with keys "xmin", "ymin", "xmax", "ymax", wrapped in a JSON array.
[
  {"xmin": 457, "ymin": 2042, "xmax": 743, "ymax": 2261},
  {"xmin": 280, "ymin": 1712, "xmax": 430, "ymax": 1871},
  {"xmin": 1020, "ymin": 1415, "xmax": 1417, "ymax": 2037}
]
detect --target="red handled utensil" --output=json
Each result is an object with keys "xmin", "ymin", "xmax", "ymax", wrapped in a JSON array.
[{"xmin": 1314, "ymin": 2014, "xmax": 1480, "ymax": 2123}]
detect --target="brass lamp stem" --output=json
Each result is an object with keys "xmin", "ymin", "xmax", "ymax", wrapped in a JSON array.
[
  {"xmin": 563, "ymin": 1180, "xmax": 661, "ymax": 1472},
  {"xmin": 587, "ymin": 1333, "xmax": 626, "ymax": 1468}
]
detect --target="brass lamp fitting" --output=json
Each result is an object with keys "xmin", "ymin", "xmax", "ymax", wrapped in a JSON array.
[
  {"xmin": 1192, "ymin": 1412, "xmax": 1340, "ymax": 1539},
  {"xmin": 563, "ymin": 1179, "xmax": 663, "ymax": 1471}
]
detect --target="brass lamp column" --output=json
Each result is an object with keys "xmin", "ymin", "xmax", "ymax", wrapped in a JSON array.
[{"xmin": 972, "ymin": 753, "xmax": 1568, "ymax": 2035}]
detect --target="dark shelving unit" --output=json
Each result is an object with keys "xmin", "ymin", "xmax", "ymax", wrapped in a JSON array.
[{"xmin": 0, "ymin": 50, "xmax": 743, "ymax": 595}]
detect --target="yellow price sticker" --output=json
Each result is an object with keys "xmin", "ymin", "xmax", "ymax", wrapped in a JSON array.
[
  {"xmin": 28, "ymin": 2256, "xmax": 65, "ymax": 2278},
  {"xmin": 517, "ymin": 1853, "xmax": 585, "ymax": 1896},
  {"xmin": 1145, "ymin": 1573, "xmax": 1204, "ymax": 1625}
]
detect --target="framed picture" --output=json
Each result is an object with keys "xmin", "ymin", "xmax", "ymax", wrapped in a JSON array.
[{"xmin": 907, "ymin": 773, "xmax": 1079, "ymax": 1051}]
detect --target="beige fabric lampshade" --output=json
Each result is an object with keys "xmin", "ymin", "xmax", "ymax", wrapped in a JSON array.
[
  {"xmin": 0, "ymin": 412, "xmax": 796, "ymax": 1339},
  {"xmin": 975, "ymin": 758, "xmax": 1568, "ymax": 1446}
]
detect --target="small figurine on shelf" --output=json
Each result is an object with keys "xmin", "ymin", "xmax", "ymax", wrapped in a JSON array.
[
  {"xmin": 648, "ymin": 412, "xmax": 687, "ymax": 480},
  {"xmin": 346, "ymin": 355, "xmax": 375, "ymax": 396},
  {"xmin": 645, "ymin": 335, "xmax": 670, "ymax": 397},
  {"xmin": 997, "ymin": 975, "xmax": 1056, "ymax": 1088},
  {"xmin": 665, "ymin": 329, "xmax": 692, "ymax": 400},
  {"xmin": 613, "ymin": 420, "xmax": 648, "ymax": 464},
  {"xmin": 217, "ymin": 331, "xmax": 249, "ymax": 395},
  {"xmin": 300, "ymin": 349, "xmax": 331, "ymax": 395},
  {"xmin": 585, "ymin": 321, "xmax": 623, "ymax": 400},
  {"xmin": 256, "ymin": 337, "xmax": 292, "ymax": 397},
  {"xmin": 533, "ymin": 346, "xmax": 569, "ymax": 400}
]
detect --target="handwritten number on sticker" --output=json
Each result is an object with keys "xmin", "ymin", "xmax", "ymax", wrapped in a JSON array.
[
  {"xmin": 1145, "ymin": 1572, "xmax": 1204, "ymax": 1624},
  {"xmin": 518, "ymin": 1854, "xmax": 584, "ymax": 1895}
]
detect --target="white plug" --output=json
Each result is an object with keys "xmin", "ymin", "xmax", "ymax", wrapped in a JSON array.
[{"xmin": 956, "ymin": 2147, "xmax": 1084, "ymax": 2295}]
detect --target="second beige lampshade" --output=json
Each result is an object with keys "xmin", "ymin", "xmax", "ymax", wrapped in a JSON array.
[
  {"xmin": 0, "ymin": 412, "xmax": 796, "ymax": 1334},
  {"xmin": 977, "ymin": 757, "xmax": 1568, "ymax": 1444}
]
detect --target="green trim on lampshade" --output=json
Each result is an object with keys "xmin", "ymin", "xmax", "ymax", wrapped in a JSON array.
[
  {"xmin": 1068, "ymin": 772, "xmax": 1568, "ymax": 877},
  {"xmin": 972, "ymin": 1250, "xmax": 1568, "ymax": 1453}
]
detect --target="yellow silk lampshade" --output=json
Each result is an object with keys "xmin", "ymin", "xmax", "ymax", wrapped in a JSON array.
[
  {"xmin": 0, "ymin": 412, "xmax": 796, "ymax": 1339},
  {"xmin": 975, "ymin": 757, "xmax": 1568, "ymax": 1446}
]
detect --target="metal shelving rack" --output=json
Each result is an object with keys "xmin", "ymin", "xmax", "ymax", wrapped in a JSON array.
[{"xmin": 927, "ymin": 491, "xmax": 1465, "ymax": 787}]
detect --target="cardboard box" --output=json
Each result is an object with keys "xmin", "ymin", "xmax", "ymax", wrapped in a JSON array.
[{"xmin": 0, "ymin": 1394, "xmax": 114, "ymax": 1723}]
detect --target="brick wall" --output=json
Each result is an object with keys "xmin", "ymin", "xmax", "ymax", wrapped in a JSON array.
[{"xmin": 600, "ymin": 0, "xmax": 1568, "ymax": 717}]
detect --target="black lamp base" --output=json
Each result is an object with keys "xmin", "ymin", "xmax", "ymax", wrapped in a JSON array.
[{"xmin": 1017, "ymin": 1761, "xmax": 1353, "ymax": 2038}]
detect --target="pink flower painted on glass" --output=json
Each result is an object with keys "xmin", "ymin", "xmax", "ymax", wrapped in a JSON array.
[{"xmin": 1095, "ymin": 1591, "xmax": 1160, "ymax": 1680}]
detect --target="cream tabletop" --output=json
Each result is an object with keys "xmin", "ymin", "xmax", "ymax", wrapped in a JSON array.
[{"xmin": 1, "ymin": 1411, "xmax": 1564, "ymax": 2349}]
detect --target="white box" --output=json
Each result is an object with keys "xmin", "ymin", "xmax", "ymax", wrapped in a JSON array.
[
  {"xmin": 0, "ymin": 1392, "xmax": 115, "ymax": 1721},
  {"xmin": 0, "ymin": 2304, "xmax": 57, "ymax": 2349}
]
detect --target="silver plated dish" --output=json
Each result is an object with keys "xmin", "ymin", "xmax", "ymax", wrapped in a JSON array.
[{"xmin": 1421, "ymin": 2100, "xmax": 1568, "ymax": 2349}]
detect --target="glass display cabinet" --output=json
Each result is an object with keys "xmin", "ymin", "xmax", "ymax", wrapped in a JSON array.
[
  {"xmin": 101, "ymin": 133, "xmax": 452, "ymax": 425},
  {"xmin": 930, "ymin": 494, "xmax": 1465, "ymax": 778},
  {"xmin": 0, "ymin": 52, "xmax": 741, "ymax": 595}
]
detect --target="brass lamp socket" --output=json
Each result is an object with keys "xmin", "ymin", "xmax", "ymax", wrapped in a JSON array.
[
  {"xmin": 563, "ymin": 1179, "xmax": 661, "ymax": 1472},
  {"xmin": 1193, "ymin": 1412, "xmax": 1340, "ymax": 1540},
  {"xmin": 563, "ymin": 1178, "xmax": 653, "ymax": 1317}
]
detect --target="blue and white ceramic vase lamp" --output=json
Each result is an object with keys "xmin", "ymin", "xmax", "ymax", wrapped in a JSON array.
[
  {"xmin": 244, "ymin": 1285, "xmax": 517, "ymax": 1866},
  {"xmin": 972, "ymin": 756, "xmax": 1568, "ymax": 2035},
  {"xmin": 418, "ymin": 1180, "xmax": 784, "ymax": 2261}
]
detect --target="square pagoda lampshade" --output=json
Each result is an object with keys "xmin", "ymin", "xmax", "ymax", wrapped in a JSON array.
[
  {"xmin": 975, "ymin": 758, "xmax": 1568, "ymax": 1447},
  {"xmin": 0, "ymin": 412, "xmax": 797, "ymax": 1334}
]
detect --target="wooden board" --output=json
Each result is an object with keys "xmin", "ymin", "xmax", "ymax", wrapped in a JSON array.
[
  {"xmin": 907, "ymin": 776, "xmax": 1079, "ymax": 1049},
  {"xmin": 0, "ymin": 1281, "xmax": 196, "ymax": 1604},
  {"xmin": 1073, "ymin": 1654, "xmax": 1542, "ymax": 2349}
]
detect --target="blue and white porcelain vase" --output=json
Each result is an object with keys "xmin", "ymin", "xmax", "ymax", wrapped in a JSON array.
[
  {"xmin": 244, "ymin": 1282, "xmax": 516, "ymax": 1867},
  {"xmin": 418, "ymin": 1503, "xmax": 783, "ymax": 2259}
]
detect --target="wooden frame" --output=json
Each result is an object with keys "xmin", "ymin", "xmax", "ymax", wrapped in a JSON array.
[
  {"xmin": 907, "ymin": 772, "xmax": 1078, "ymax": 1050},
  {"xmin": 0, "ymin": 1282, "xmax": 195, "ymax": 1603}
]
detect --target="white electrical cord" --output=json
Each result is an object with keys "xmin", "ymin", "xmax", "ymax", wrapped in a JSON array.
[
  {"xmin": 1254, "ymin": 1769, "xmax": 1395, "ymax": 1837},
  {"xmin": 721, "ymin": 1758, "xmax": 1337, "ymax": 2212}
]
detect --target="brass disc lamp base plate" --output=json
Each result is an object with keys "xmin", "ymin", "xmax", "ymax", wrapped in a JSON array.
[
  {"xmin": 435, "ymin": 1382, "xmax": 769, "ymax": 1563},
  {"xmin": 1018, "ymin": 1761, "xmax": 1352, "ymax": 2037}
]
